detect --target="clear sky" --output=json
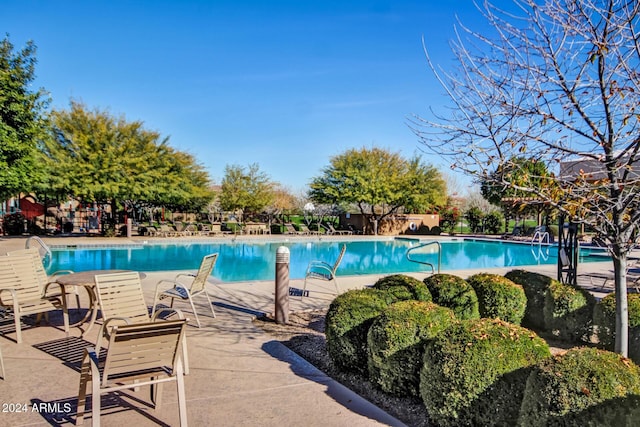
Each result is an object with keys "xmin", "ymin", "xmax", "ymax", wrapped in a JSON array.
[{"xmin": 2, "ymin": 0, "xmax": 502, "ymax": 194}]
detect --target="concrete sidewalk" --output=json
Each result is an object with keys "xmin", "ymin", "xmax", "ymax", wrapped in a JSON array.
[{"xmin": 0, "ymin": 235, "xmax": 617, "ymax": 426}]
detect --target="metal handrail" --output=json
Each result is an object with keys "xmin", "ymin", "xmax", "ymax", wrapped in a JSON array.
[
  {"xmin": 531, "ymin": 231, "xmax": 550, "ymax": 245},
  {"xmin": 25, "ymin": 235, "xmax": 52, "ymax": 259},
  {"xmin": 406, "ymin": 241, "xmax": 441, "ymax": 274}
]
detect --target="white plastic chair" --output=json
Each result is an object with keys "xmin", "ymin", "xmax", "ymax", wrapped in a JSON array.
[
  {"xmin": 152, "ymin": 253, "xmax": 218, "ymax": 328},
  {"xmin": 302, "ymin": 244, "xmax": 346, "ymax": 297}
]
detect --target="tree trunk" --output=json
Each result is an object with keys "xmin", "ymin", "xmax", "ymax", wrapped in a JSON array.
[{"xmin": 612, "ymin": 249, "xmax": 629, "ymax": 357}]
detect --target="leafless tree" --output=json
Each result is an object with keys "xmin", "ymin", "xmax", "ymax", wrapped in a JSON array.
[{"xmin": 412, "ymin": 0, "xmax": 640, "ymax": 356}]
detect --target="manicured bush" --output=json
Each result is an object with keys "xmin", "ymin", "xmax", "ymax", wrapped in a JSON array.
[
  {"xmin": 518, "ymin": 347, "xmax": 640, "ymax": 426},
  {"xmin": 594, "ymin": 293, "xmax": 640, "ymax": 364},
  {"xmin": 420, "ymin": 318, "xmax": 550, "ymax": 427},
  {"xmin": 367, "ymin": 301, "xmax": 455, "ymax": 397},
  {"xmin": 372, "ymin": 274, "xmax": 432, "ymax": 302},
  {"xmin": 545, "ymin": 281, "xmax": 596, "ymax": 343},
  {"xmin": 483, "ymin": 211, "xmax": 503, "ymax": 234},
  {"xmin": 423, "ymin": 273, "xmax": 480, "ymax": 320},
  {"xmin": 505, "ymin": 269, "xmax": 555, "ymax": 330},
  {"xmin": 467, "ymin": 273, "xmax": 527, "ymax": 325},
  {"xmin": 325, "ymin": 289, "xmax": 398, "ymax": 375}
]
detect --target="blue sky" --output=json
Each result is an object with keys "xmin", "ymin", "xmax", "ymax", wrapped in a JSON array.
[{"xmin": 2, "ymin": 1, "xmax": 499, "ymax": 193}]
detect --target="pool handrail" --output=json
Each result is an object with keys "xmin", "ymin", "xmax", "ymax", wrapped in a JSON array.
[
  {"xmin": 25, "ymin": 235, "xmax": 52, "ymax": 260},
  {"xmin": 406, "ymin": 241, "xmax": 441, "ymax": 274},
  {"xmin": 531, "ymin": 230, "xmax": 550, "ymax": 245}
]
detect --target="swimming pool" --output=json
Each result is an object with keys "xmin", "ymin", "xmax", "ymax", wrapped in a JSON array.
[{"xmin": 46, "ymin": 238, "xmax": 609, "ymax": 282}]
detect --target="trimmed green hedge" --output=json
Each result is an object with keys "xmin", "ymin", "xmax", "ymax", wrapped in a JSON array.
[
  {"xmin": 594, "ymin": 293, "xmax": 640, "ymax": 364},
  {"xmin": 420, "ymin": 318, "xmax": 551, "ymax": 427},
  {"xmin": 545, "ymin": 281, "xmax": 596, "ymax": 343},
  {"xmin": 372, "ymin": 274, "xmax": 432, "ymax": 302},
  {"xmin": 423, "ymin": 273, "xmax": 480, "ymax": 320},
  {"xmin": 325, "ymin": 289, "xmax": 398, "ymax": 374},
  {"xmin": 505, "ymin": 269, "xmax": 555, "ymax": 330},
  {"xmin": 467, "ymin": 273, "xmax": 527, "ymax": 325},
  {"xmin": 367, "ymin": 301, "xmax": 455, "ymax": 396},
  {"xmin": 519, "ymin": 347, "xmax": 640, "ymax": 426}
]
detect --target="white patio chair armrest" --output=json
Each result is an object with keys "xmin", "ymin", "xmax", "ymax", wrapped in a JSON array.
[
  {"xmin": 103, "ymin": 317, "xmax": 132, "ymax": 328},
  {"xmin": 174, "ymin": 273, "xmax": 196, "ymax": 281},
  {"xmin": 82, "ymin": 346, "xmax": 100, "ymax": 368},
  {"xmin": 0, "ymin": 288, "xmax": 18, "ymax": 306},
  {"xmin": 154, "ymin": 279, "xmax": 188, "ymax": 297},
  {"xmin": 97, "ymin": 317, "xmax": 132, "ymax": 350},
  {"xmin": 42, "ymin": 281, "xmax": 68, "ymax": 301},
  {"xmin": 306, "ymin": 262, "xmax": 333, "ymax": 276},
  {"xmin": 306, "ymin": 261, "xmax": 332, "ymax": 271}
]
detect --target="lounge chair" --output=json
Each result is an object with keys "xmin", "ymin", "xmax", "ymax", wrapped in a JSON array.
[
  {"xmin": 285, "ymin": 223, "xmax": 304, "ymax": 235},
  {"xmin": 7, "ymin": 248, "xmax": 79, "ymax": 310},
  {"xmin": 325, "ymin": 223, "xmax": 352, "ymax": 235},
  {"xmin": 0, "ymin": 253, "xmax": 69, "ymax": 343},
  {"xmin": 93, "ymin": 271, "xmax": 189, "ymax": 373},
  {"xmin": 302, "ymin": 244, "xmax": 347, "ymax": 297},
  {"xmin": 299, "ymin": 224, "xmax": 320, "ymax": 235},
  {"xmin": 157, "ymin": 224, "xmax": 179, "ymax": 237},
  {"xmin": 152, "ymin": 253, "xmax": 218, "ymax": 328},
  {"xmin": 76, "ymin": 319, "xmax": 188, "ymax": 426}
]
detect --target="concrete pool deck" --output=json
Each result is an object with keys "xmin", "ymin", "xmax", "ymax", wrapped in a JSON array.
[{"xmin": 0, "ymin": 234, "xmax": 624, "ymax": 426}]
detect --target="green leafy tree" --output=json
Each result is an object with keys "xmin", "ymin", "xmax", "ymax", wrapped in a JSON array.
[
  {"xmin": 219, "ymin": 163, "xmax": 274, "ymax": 220},
  {"xmin": 414, "ymin": 0, "xmax": 640, "ymax": 355},
  {"xmin": 309, "ymin": 147, "xmax": 446, "ymax": 234},
  {"xmin": 0, "ymin": 36, "xmax": 49, "ymax": 200},
  {"xmin": 465, "ymin": 206, "xmax": 483, "ymax": 233},
  {"xmin": 41, "ymin": 101, "xmax": 213, "ymax": 224},
  {"xmin": 481, "ymin": 157, "xmax": 555, "ymax": 231}
]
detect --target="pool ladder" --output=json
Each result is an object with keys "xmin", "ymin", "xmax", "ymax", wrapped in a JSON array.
[
  {"xmin": 531, "ymin": 230, "xmax": 550, "ymax": 245},
  {"xmin": 25, "ymin": 235, "xmax": 52, "ymax": 259},
  {"xmin": 406, "ymin": 241, "xmax": 441, "ymax": 274}
]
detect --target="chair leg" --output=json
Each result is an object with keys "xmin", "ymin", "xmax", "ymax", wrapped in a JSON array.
[
  {"xmin": 301, "ymin": 277, "xmax": 309, "ymax": 299},
  {"xmin": 91, "ymin": 379, "xmax": 101, "ymax": 427},
  {"xmin": 62, "ymin": 304, "xmax": 70, "ymax": 337},
  {"xmin": 204, "ymin": 291, "xmax": 216, "ymax": 319},
  {"xmin": 182, "ymin": 339, "xmax": 190, "ymax": 376},
  {"xmin": 151, "ymin": 379, "xmax": 164, "ymax": 410},
  {"xmin": 0, "ymin": 344, "xmax": 5, "ymax": 380},
  {"xmin": 185, "ymin": 295, "xmax": 201, "ymax": 328},
  {"xmin": 13, "ymin": 306, "xmax": 22, "ymax": 344},
  {"xmin": 77, "ymin": 360, "xmax": 90, "ymax": 425},
  {"xmin": 176, "ymin": 358, "xmax": 188, "ymax": 426}
]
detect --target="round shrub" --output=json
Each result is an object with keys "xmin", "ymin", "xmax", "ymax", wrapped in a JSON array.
[
  {"xmin": 545, "ymin": 281, "xmax": 596, "ymax": 343},
  {"xmin": 519, "ymin": 347, "xmax": 640, "ymax": 426},
  {"xmin": 372, "ymin": 274, "xmax": 432, "ymax": 302},
  {"xmin": 420, "ymin": 318, "xmax": 551, "ymax": 427},
  {"xmin": 325, "ymin": 288, "xmax": 398, "ymax": 374},
  {"xmin": 367, "ymin": 300, "xmax": 455, "ymax": 397},
  {"xmin": 467, "ymin": 273, "xmax": 527, "ymax": 325},
  {"xmin": 594, "ymin": 293, "xmax": 640, "ymax": 364},
  {"xmin": 505, "ymin": 269, "xmax": 555, "ymax": 330},
  {"xmin": 423, "ymin": 273, "xmax": 480, "ymax": 320}
]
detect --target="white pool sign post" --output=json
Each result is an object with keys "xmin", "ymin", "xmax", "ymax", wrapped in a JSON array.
[{"xmin": 275, "ymin": 246, "xmax": 290, "ymax": 324}]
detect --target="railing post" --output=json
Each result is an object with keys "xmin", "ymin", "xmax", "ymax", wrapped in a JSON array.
[{"xmin": 275, "ymin": 246, "xmax": 290, "ymax": 324}]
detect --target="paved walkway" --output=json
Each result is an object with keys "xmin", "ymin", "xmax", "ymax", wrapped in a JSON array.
[{"xmin": 0, "ymin": 235, "xmax": 620, "ymax": 426}]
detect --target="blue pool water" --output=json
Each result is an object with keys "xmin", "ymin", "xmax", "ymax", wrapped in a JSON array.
[{"xmin": 46, "ymin": 238, "xmax": 609, "ymax": 282}]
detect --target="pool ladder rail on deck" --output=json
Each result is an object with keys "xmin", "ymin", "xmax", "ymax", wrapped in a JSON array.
[
  {"xmin": 406, "ymin": 241, "xmax": 441, "ymax": 274},
  {"xmin": 25, "ymin": 235, "xmax": 52, "ymax": 259},
  {"xmin": 530, "ymin": 230, "xmax": 551, "ymax": 245}
]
